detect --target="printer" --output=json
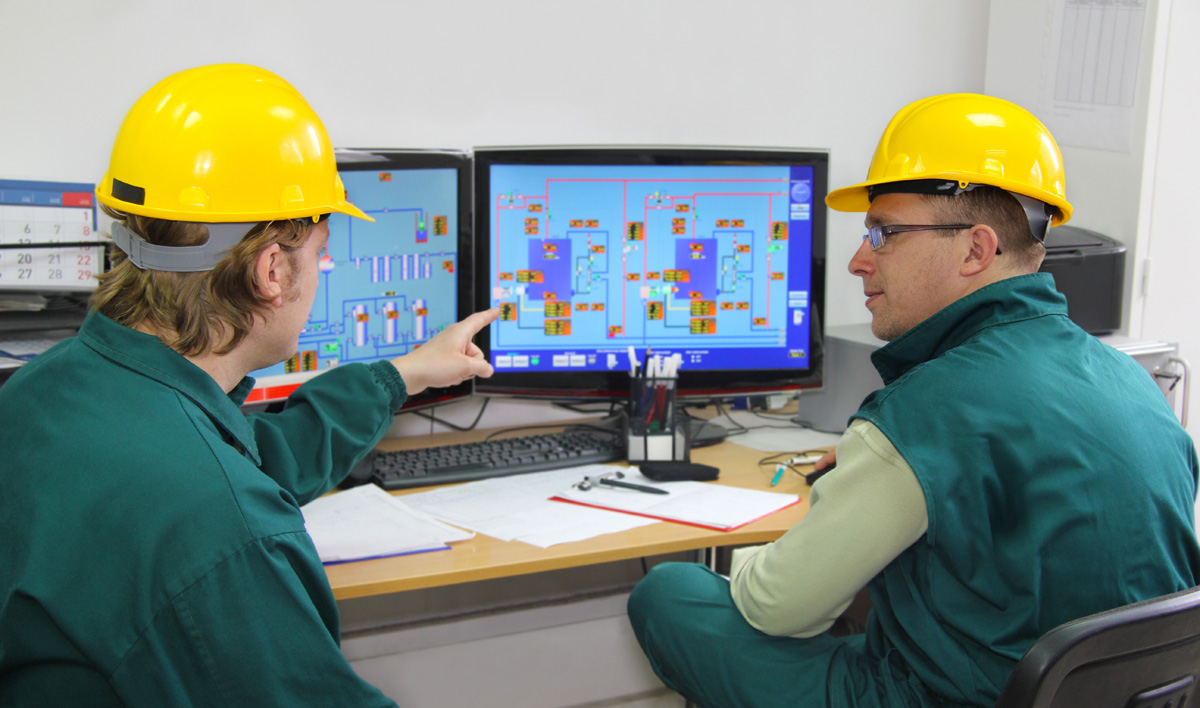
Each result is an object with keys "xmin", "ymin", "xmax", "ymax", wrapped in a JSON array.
[{"xmin": 1038, "ymin": 224, "xmax": 1127, "ymax": 335}]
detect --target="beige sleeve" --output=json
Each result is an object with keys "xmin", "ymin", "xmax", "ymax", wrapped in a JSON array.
[{"xmin": 728, "ymin": 418, "xmax": 928, "ymax": 638}]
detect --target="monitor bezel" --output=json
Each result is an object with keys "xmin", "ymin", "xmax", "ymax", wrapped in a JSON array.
[
  {"xmin": 472, "ymin": 145, "xmax": 827, "ymax": 401},
  {"xmin": 245, "ymin": 148, "xmax": 474, "ymax": 412}
]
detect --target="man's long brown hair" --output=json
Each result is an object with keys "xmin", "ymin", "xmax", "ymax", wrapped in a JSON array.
[{"xmin": 91, "ymin": 206, "xmax": 311, "ymax": 356}]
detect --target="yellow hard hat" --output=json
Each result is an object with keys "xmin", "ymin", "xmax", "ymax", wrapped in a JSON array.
[
  {"xmin": 97, "ymin": 63, "xmax": 371, "ymax": 224},
  {"xmin": 827, "ymin": 93, "xmax": 1072, "ymax": 226}
]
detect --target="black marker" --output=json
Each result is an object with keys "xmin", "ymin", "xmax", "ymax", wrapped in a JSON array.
[{"xmin": 599, "ymin": 477, "xmax": 669, "ymax": 495}]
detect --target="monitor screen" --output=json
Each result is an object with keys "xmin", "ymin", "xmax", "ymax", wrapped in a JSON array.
[
  {"xmin": 245, "ymin": 149, "xmax": 472, "ymax": 410},
  {"xmin": 473, "ymin": 146, "xmax": 827, "ymax": 400}
]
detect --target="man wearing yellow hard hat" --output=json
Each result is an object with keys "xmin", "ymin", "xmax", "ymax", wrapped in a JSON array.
[
  {"xmin": 0, "ymin": 64, "xmax": 496, "ymax": 705},
  {"xmin": 628, "ymin": 94, "xmax": 1200, "ymax": 707}
]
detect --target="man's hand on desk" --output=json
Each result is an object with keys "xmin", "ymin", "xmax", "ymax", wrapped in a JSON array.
[
  {"xmin": 390, "ymin": 308, "xmax": 500, "ymax": 395},
  {"xmin": 803, "ymin": 450, "xmax": 838, "ymax": 485},
  {"xmin": 815, "ymin": 449, "xmax": 836, "ymax": 472}
]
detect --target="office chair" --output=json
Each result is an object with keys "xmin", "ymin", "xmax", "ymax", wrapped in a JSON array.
[{"xmin": 993, "ymin": 586, "xmax": 1200, "ymax": 708}]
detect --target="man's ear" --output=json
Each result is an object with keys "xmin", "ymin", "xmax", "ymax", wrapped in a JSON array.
[
  {"xmin": 961, "ymin": 224, "xmax": 1000, "ymax": 276},
  {"xmin": 253, "ymin": 243, "xmax": 286, "ymax": 306}
]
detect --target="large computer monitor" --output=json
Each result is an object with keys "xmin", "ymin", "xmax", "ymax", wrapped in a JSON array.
[
  {"xmin": 473, "ymin": 146, "xmax": 827, "ymax": 400},
  {"xmin": 245, "ymin": 149, "xmax": 472, "ymax": 410}
]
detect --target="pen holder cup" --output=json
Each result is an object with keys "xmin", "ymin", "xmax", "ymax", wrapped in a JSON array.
[{"xmin": 626, "ymin": 377, "xmax": 690, "ymax": 463}]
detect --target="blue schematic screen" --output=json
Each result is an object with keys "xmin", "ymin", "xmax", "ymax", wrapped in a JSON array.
[
  {"xmin": 248, "ymin": 152, "xmax": 467, "ymax": 406},
  {"xmin": 482, "ymin": 161, "xmax": 816, "ymax": 379}
]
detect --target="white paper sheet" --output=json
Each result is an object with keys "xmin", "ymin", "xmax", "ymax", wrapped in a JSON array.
[
  {"xmin": 402, "ymin": 465, "xmax": 659, "ymax": 548},
  {"xmin": 1037, "ymin": 0, "xmax": 1148, "ymax": 151},
  {"xmin": 301, "ymin": 484, "xmax": 473, "ymax": 563},
  {"xmin": 0, "ymin": 337, "xmax": 59, "ymax": 358},
  {"xmin": 553, "ymin": 471, "xmax": 799, "ymax": 531}
]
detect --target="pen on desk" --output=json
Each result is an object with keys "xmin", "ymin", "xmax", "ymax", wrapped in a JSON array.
[
  {"xmin": 770, "ymin": 464, "xmax": 785, "ymax": 486},
  {"xmin": 598, "ymin": 476, "xmax": 670, "ymax": 495}
]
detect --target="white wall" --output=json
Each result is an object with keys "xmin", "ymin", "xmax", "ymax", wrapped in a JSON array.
[
  {"xmin": 1, "ymin": 0, "xmax": 989, "ymax": 334},
  {"xmin": 1137, "ymin": 0, "xmax": 1200, "ymax": 428}
]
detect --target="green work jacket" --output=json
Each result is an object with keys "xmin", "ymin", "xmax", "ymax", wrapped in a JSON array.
[
  {"xmin": 852, "ymin": 273, "xmax": 1200, "ymax": 705},
  {"xmin": 0, "ymin": 312, "xmax": 405, "ymax": 706}
]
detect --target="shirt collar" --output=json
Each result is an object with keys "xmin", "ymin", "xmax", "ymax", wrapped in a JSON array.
[
  {"xmin": 869, "ymin": 273, "xmax": 1069, "ymax": 385},
  {"xmin": 76, "ymin": 311, "xmax": 261, "ymax": 463}
]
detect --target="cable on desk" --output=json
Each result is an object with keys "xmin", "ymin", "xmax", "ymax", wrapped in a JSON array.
[
  {"xmin": 746, "ymin": 408, "xmax": 804, "ymax": 422},
  {"xmin": 684, "ymin": 399, "xmax": 802, "ymax": 441},
  {"xmin": 482, "ymin": 417, "xmax": 624, "ymax": 443},
  {"xmin": 683, "ymin": 398, "xmax": 841, "ymax": 441},
  {"xmin": 407, "ymin": 397, "xmax": 490, "ymax": 432},
  {"xmin": 789, "ymin": 416, "xmax": 846, "ymax": 436},
  {"xmin": 708, "ymin": 399, "xmax": 750, "ymax": 438},
  {"xmin": 757, "ymin": 448, "xmax": 831, "ymax": 484},
  {"xmin": 712, "ymin": 399, "xmax": 748, "ymax": 431},
  {"xmin": 553, "ymin": 400, "xmax": 622, "ymax": 416},
  {"xmin": 743, "ymin": 424, "xmax": 813, "ymax": 433}
]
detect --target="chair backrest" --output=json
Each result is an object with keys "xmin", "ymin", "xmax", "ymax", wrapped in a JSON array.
[{"xmin": 993, "ymin": 587, "xmax": 1200, "ymax": 708}]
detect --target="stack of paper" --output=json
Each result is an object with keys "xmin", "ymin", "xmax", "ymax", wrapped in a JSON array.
[
  {"xmin": 0, "ymin": 293, "xmax": 48, "ymax": 312},
  {"xmin": 0, "ymin": 336, "xmax": 64, "ymax": 369},
  {"xmin": 301, "ymin": 484, "xmax": 473, "ymax": 565},
  {"xmin": 552, "ymin": 471, "xmax": 800, "ymax": 531},
  {"xmin": 402, "ymin": 465, "xmax": 659, "ymax": 548}
]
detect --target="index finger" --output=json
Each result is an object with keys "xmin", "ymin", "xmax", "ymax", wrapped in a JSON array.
[{"xmin": 457, "ymin": 308, "xmax": 501, "ymax": 336}]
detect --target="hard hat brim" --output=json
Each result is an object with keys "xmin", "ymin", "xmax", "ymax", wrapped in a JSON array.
[
  {"xmin": 826, "ymin": 175, "xmax": 1072, "ymax": 226},
  {"xmin": 96, "ymin": 175, "xmax": 376, "ymax": 224}
]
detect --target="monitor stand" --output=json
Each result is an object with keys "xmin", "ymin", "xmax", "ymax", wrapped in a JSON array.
[{"xmin": 691, "ymin": 420, "xmax": 729, "ymax": 448}]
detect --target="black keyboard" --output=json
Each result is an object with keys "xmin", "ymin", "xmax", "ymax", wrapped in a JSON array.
[{"xmin": 356, "ymin": 429, "xmax": 625, "ymax": 490}]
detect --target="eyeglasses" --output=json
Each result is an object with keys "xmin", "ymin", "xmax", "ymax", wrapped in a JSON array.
[{"xmin": 863, "ymin": 224, "xmax": 975, "ymax": 250}]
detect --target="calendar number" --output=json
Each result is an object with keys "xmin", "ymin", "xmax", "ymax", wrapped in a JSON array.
[{"xmin": 1, "ymin": 183, "xmax": 99, "ymax": 288}]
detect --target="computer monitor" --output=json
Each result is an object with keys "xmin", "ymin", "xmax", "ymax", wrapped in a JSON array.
[
  {"xmin": 473, "ymin": 146, "xmax": 827, "ymax": 400},
  {"xmin": 245, "ymin": 149, "xmax": 472, "ymax": 410}
]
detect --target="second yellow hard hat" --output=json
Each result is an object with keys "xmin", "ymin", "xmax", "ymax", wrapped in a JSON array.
[{"xmin": 827, "ymin": 93, "xmax": 1072, "ymax": 226}]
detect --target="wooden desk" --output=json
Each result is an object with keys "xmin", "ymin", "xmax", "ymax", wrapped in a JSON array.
[{"xmin": 326, "ymin": 426, "xmax": 820, "ymax": 600}]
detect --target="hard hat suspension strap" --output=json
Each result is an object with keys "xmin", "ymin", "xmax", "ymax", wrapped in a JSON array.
[
  {"xmin": 1008, "ymin": 192, "xmax": 1052, "ymax": 243},
  {"xmin": 110, "ymin": 221, "xmax": 257, "ymax": 272}
]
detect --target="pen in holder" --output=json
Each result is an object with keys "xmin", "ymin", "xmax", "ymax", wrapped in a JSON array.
[{"xmin": 626, "ymin": 370, "xmax": 690, "ymax": 463}]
